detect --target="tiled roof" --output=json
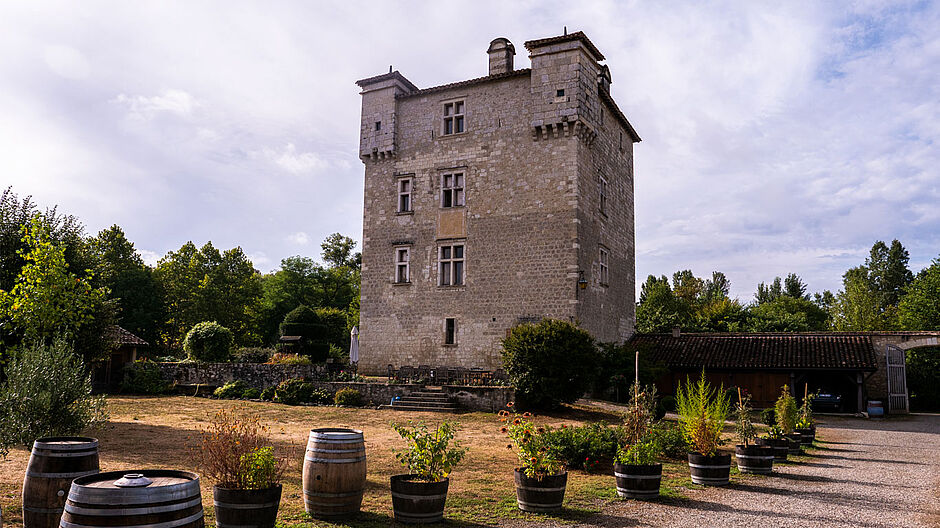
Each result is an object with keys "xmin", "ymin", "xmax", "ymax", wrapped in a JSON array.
[
  {"xmin": 629, "ymin": 333, "xmax": 877, "ymax": 371},
  {"xmin": 524, "ymin": 31, "xmax": 605, "ymax": 61},
  {"xmin": 107, "ymin": 325, "xmax": 148, "ymax": 347},
  {"xmin": 396, "ymin": 69, "xmax": 531, "ymax": 99}
]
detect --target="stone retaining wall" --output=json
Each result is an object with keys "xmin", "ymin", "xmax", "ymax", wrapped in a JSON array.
[{"xmin": 154, "ymin": 362, "xmax": 513, "ymax": 412}]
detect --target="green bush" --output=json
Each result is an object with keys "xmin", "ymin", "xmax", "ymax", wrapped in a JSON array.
[
  {"xmin": 184, "ymin": 321, "xmax": 234, "ymax": 362},
  {"xmin": 540, "ymin": 422, "xmax": 621, "ymax": 469},
  {"xmin": 274, "ymin": 378, "xmax": 332, "ymax": 405},
  {"xmin": 760, "ymin": 407, "xmax": 776, "ymax": 426},
  {"xmin": 774, "ymin": 386, "xmax": 798, "ymax": 434},
  {"xmin": 279, "ymin": 306, "xmax": 329, "ymax": 362},
  {"xmin": 594, "ymin": 342, "xmax": 668, "ymax": 403},
  {"xmin": 242, "ymin": 388, "xmax": 261, "ymax": 400},
  {"xmin": 501, "ymin": 319, "xmax": 598, "ymax": 408},
  {"xmin": 260, "ymin": 387, "xmax": 276, "ymax": 401},
  {"xmin": 334, "ymin": 387, "xmax": 363, "ymax": 407},
  {"xmin": 214, "ymin": 380, "xmax": 251, "ymax": 399},
  {"xmin": 270, "ymin": 352, "xmax": 312, "ymax": 365},
  {"xmin": 676, "ymin": 371, "xmax": 730, "ymax": 456},
  {"xmin": 650, "ymin": 422, "xmax": 688, "ymax": 459},
  {"xmin": 0, "ymin": 339, "xmax": 108, "ymax": 457},
  {"xmin": 233, "ymin": 347, "xmax": 274, "ymax": 363},
  {"xmin": 121, "ymin": 359, "xmax": 171, "ymax": 394}
]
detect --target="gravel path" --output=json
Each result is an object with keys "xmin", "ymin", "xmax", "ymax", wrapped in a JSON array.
[{"xmin": 521, "ymin": 414, "xmax": 940, "ymax": 527}]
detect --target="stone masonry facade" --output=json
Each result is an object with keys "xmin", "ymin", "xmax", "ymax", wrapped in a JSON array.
[{"xmin": 356, "ymin": 32, "xmax": 640, "ymax": 374}]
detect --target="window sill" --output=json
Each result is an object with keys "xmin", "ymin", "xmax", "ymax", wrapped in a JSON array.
[
  {"xmin": 392, "ymin": 281, "xmax": 412, "ymax": 286},
  {"xmin": 438, "ymin": 131, "xmax": 469, "ymax": 140},
  {"xmin": 437, "ymin": 285, "xmax": 466, "ymax": 291},
  {"xmin": 396, "ymin": 210, "xmax": 414, "ymax": 216},
  {"xmin": 599, "ymin": 282, "xmax": 610, "ymax": 288},
  {"xmin": 439, "ymin": 205, "xmax": 467, "ymax": 211},
  {"xmin": 442, "ymin": 343, "xmax": 458, "ymax": 348}
]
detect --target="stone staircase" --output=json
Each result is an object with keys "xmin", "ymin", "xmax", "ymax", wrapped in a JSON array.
[{"xmin": 383, "ymin": 387, "xmax": 459, "ymax": 413}]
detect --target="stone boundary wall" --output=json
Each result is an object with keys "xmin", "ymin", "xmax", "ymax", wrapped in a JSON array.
[{"xmin": 154, "ymin": 362, "xmax": 513, "ymax": 413}]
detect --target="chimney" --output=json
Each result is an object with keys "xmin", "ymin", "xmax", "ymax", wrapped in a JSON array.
[
  {"xmin": 672, "ymin": 327, "xmax": 681, "ymax": 338},
  {"xmin": 487, "ymin": 37, "xmax": 515, "ymax": 76}
]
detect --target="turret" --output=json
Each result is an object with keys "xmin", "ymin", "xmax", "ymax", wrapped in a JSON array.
[{"xmin": 355, "ymin": 70, "xmax": 418, "ymax": 161}]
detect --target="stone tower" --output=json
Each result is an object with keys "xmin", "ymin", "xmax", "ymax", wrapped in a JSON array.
[{"xmin": 355, "ymin": 32, "xmax": 640, "ymax": 373}]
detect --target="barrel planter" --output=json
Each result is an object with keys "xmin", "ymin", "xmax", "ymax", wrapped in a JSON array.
[
  {"xmin": 302, "ymin": 428, "xmax": 366, "ymax": 519},
  {"xmin": 755, "ymin": 437, "xmax": 788, "ymax": 461},
  {"xmin": 213, "ymin": 485, "xmax": 281, "ymax": 528},
  {"xmin": 786, "ymin": 434, "xmax": 803, "ymax": 455},
  {"xmin": 22, "ymin": 436, "xmax": 99, "ymax": 528},
  {"xmin": 390, "ymin": 475, "xmax": 449, "ymax": 524},
  {"xmin": 795, "ymin": 427, "xmax": 816, "ymax": 445},
  {"xmin": 687, "ymin": 453, "xmax": 731, "ymax": 486},
  {"xmin": 513, "ymin": 470, "xmax": 567, "ymax": 513},
  {"xmin": 613, "ymin": 463, "xmax": 661, "ymax": 500},
  {"xmin": 60, "ymin": 470, "xmax": 203, "ymax": 528},
  {"xmin": 734, "ymin": 445, "xmax": 773, "ymax": 474}
]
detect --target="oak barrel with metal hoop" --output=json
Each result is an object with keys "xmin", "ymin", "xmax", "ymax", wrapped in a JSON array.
[
  {"xmin": 59, "ymin": 470, "xmax": 203, "ymax": 528},
  {"xmin": 22, "ymin": 437, "xmax": 99, "ymax": 528},
  {"xmin": 302, "ymin": 428, "xmax": 366, "ymax": 519}
]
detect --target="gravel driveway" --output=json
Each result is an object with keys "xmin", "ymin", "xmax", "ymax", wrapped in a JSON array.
[{"xmin": 522, "ymin": 414, "xmax": 940, "ymax": 528}]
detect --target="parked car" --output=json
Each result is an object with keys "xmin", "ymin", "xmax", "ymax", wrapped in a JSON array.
[{"xmin": 814, "ymin": 391, "xmax": 843, "ymax": 412}]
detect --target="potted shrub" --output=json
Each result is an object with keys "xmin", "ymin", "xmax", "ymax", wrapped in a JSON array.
[
  {"xmin": 676, "ymin": 371, "xmax": 732, "ymax": 486},
  {"xmin": 499, "ymin": 404, "xmax": 567, "ymax": 513},
  {"xmin": 774, "ymin": 386, "xmax": 802, "ymax": 455},
  {"xmin": 614, "ymin": 384, "xmax": 662, "ymax": 499},
  {"xmin": 389, "ymin": 421, "xmax": 466, "ymax": 524},
  {"xmin": 733, "ymin": 389, "xmax": 773, "ymax": 474},
  {"xmin": 193, "ymin": 407, "xmax": 288, "ymax": 528},
  {"xmin": 755, "ymin": 425, "xmax": 788, "ymax": 462},
  {"xmin": 795, "ymin": 387, "xmax": 817, "ymax": 445}
]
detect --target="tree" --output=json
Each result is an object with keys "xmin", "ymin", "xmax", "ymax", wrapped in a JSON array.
[
  {"xmin": 636, "ymin": 275, "xmax": 686, "ymax": 333},
  {"xmin": 783, "ymin": 273, "xmax": 808, "ymax": 300},
  {"xmin": 90, "ymin": 225, "xmax": 165, "ymax": 345},
  {"xmin": 321, "ymin": 233, "xmax": 361, "ymax": 270},
  {"xmin": 830, "ymin": 267, "xmax": 884, "ymax": 330},
  {"xmin": 747, "ymin": 296, "xmax": 829, "ymax": 331},
  {"xmin": 898, "ymin": 256, "xmax": 940, "ymax": 330},
  {"xmin": 279, "ymin": 305, "xmax": 328, "ymax": 362},
  {"xmin": 154, "ymin": 242, "xmax": 262, "ymax": 349},
  {"xmin": 755, "ymin": 273, "xmax": 807, "ymax": 304},
  {"xmin": 867, "ymin": 240, "xmax": 913, "ymax": 309},
  {"xmin": 0, "ymin": 217, "xmax": 108, "ymax": 357},
  {"xmin": 184, "ymin": 321, "xmax": 234, "ymax": 362}
]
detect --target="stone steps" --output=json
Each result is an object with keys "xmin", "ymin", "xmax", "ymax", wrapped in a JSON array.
[{"xmin": 382, "ymin": 388, "xmax": 459, "ymax": 413}]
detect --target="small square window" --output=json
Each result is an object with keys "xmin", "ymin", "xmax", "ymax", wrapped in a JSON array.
[
  {"xmin": 556, "ymin": 89, "xmax": 565, "ymax": 97},
  {"xmin": 444, "ymin": 318, "xmax": 457, "ymax": 345},
  {"xmin": 375, "ymin": 121, "xmax": 381, "ymax": 131}
]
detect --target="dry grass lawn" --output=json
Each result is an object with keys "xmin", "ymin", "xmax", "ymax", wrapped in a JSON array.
[{"xmin": 0, "ymin": 395, "xmax": 753, "ymax": 527}]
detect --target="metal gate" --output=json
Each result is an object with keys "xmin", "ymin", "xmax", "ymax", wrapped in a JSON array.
[{"xmin": 886, "ymin": 345, "xmax": 909, "ymax": 413}]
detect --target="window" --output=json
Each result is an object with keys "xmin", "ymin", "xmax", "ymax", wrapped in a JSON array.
[
  {"xmin": 398, "ymin": 177, "xmax": 413, "ymax": 213},
  {"xmin": 444, "ymin": 318, "xmax": 457, "ymax": 345},
  {"xmin": 439, "ymin": 244, "xmax": 464, "ymax": 286},
  {"xmin": 443, "ymin": 100, "xmax": 465, "ymax": 135},
  {"xmin": 375, "ymin": 121, "xmax": 381, "ymax": 131},
  {"xmin": 441, "ymin": 172, "xmax": 465, "ymax": 207},
  {"xmin": 395, "ymin": 247, "xmax": 410, "ymax": 283},
  {"xmin": 556, "ymin": 89, "xmax": 565, "ymax": 97},
  {"xmin": 599, "ymin": 247, "xmax": 610, "ymax": 285},
  {"xmin": 599, "ymin": 176, "xmax": 608, "ymax": 215}
]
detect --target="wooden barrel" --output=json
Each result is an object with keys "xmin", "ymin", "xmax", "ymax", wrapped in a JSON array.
[
  {"xmin": 735, "ymin": 445, "xmax": 774, "ymax": 474},
  {"xmin": 786, "ymin": 434, "xmax": 803, "ymax": 455},
  {"xmin": 755, "ymin": 437, "xmax": 788, "ymax": 461},
  {"xmin": 390, "ymin": 475, "xmax": 448, "ymax": 524},
  {"xmin": 60, "ymin": 470, "xmax": 203, "ymax": 528},
  {"xmin": 687, "ymin": 453, "xmax": 731, "ymax": 486},
  {"xmin": 302, "ymin": 428, "xmax": 366, "ymax": 519},
  {"xmin": 213, "ymin": 484, "xmax": 281, "ymax": 528},
  {"xmin": 22, "ymin": 437, "xmax": 99, "ymax": 528},
  {"xmin": 613, "ymin": 462, "xmax": 661, "ymax": 499},
  {"xmin": 795, "ymin": 427, "xmax": 816, "ymax": 445},
  {"xmin": 513, "ymin": 470, "xmax": 567, "ymax": 512}
]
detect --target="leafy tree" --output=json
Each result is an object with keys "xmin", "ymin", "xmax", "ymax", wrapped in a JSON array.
[
  {"xmin": 184, "ymin": 321, "xmax": 234, "ymax": 362},
  {"xmin": 90, "ymin": 225, "xmax": 165, "ymax": 345},
  {"xmin": 0, "ymin": 217, "xmax": 108, "ymax": 349},
  {"xmin": 154, "ymin": 241, "xmax": 262, "ymax": 349},
  {"xmin": 279, "ymin": 305, "xmax": 328, "ymax": 362},
  {"xmin": 898, "ymin": 256, "xmax": 940, "ymax": 330},
  {"xmin": 636, "ymin": 275, "xmax": 688, "ymax": 333},
  {"xmin": 905, "ymin": 346, "xmax": 940, "ymax": 411},
  {"xmin": 0, "ymin": 338, "xmax": 108, "ymax": 456},
  {"xmin": 867, "ymin": 240, "xmax": 913, "ymax": 309},
  {"xmin": 754, "ymin": 277, "xmax": 783, "ymax": 304},
  {"xmin": 321, "ymin": 233, "xmax": 361, "ymax": 270},
  {"xmin": 747, "ymin": 296, "xmax": 828, "ymax": 331},
  {"xmin": 755, "ymin": 273, "xmax": 808, "ymax": 304},
  {"xmin": 501, "ymin": 319, "xmax": 598, "ymax": 408},
  {"xmin": 830, "ymin": 267, "xmax": 884, "ymax": 330},
  {"xmin": 694, "ymin": 297, "xmax": 747, "ymax": 332},
  {"xmin": 783, "ymin": 273, "xmax": 809, "ymax": 300}
]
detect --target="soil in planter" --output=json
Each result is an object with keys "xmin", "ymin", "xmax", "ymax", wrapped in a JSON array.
[
  {"xmin": 687, "ymin": 453, "xmax": 731, "ymax": 486},
  {"xmin": 214, "ymin": 484, "xmax": 282, "ymax": 528},
  {"xmin": 390, "ymin": 475, "xmax": 449, "ymax": 524},
  {"xmin": 513, "ymin": 469, "xmax": 567, "ymax": 513},
  {"xmin": 613, "ymin": 462, "xmax": 661, "ymax": 499}
]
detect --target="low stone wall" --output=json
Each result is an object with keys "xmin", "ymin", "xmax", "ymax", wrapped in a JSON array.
[{"xmin": 154, "ymin": 362, "xmax": 513, "ymax": 413}]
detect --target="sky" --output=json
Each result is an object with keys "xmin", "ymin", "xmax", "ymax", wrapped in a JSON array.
[{"xmin": 0, "ymin": 0, "xmax": 937, "ymax": 301}]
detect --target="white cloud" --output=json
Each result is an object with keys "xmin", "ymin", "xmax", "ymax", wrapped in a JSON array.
[
  {"xmin": 138, "ymin": 249, "xmax": 161, "ymax": 267},
  {"xmin": 258, "ymin": 143, "xmax": 329, "ymax": 175},
  {"xmin": 287, "ymin": 231, "xmax": 310, "ymax": 245},
  {"xmin": 112, "ymin": 89, "xmax": 198, "ymax": 121},
  {"xmin": 43, "ymin": 44, "xmax": 90, "ymax": 80}
]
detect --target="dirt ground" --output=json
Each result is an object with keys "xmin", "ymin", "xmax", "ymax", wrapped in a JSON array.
[{"xmin": 1, "ymin": 397, "xmax": 936, "ymax": 527}]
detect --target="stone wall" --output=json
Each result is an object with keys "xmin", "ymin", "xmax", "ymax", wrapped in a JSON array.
[
  {"xmin": 356, "ymin": 32, "xmax": 638, "ymax": 374},
  {"xmin": 154, "ymin": 362, "xmax": 513, "ymax": 412}
]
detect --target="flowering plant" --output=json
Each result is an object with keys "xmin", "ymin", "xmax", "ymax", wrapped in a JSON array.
[
  {"xmin": 498, "ymin": 403, "xmax": 563, "ymax": 479},
  {"xmin": 192, "ymin": 406, "xmax": 288, "ymax": 489},
  {"xmin": 392, "ymin": 421, "xmax": 467, "ymax": 482}
]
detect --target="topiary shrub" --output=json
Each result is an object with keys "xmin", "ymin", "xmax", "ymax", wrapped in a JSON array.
[
  {"xmin": 214, "ymin": 380, "xmax": 251, "ymax": 399},
  {"xmin": 279, "ymin": 306, "xmax": 329, "ymax": 362},
  {"xmin": 121, "ymin": 359, "xmax": 171, "ymax": 394},
  {"xmin": 501, "ymin": 319, "xmax": 598, "ymax": 408},
  {"xmin": 0, "ymin": 339, "xmax": 108, "ymax": 457},
  {"xmin": 334, "ymin": 387, "xmax": 363, "ymax": 407},
  {"xmin": 184, "ymin": 321, "xmax": 234, "ymax": 362}
]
